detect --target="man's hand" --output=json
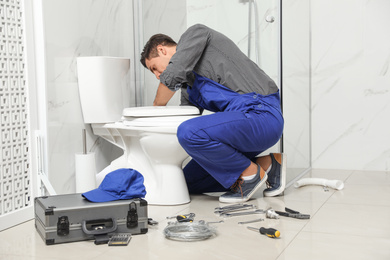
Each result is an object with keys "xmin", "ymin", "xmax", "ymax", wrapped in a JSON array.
[{"xmin": 153, "ymin": 82, "xmax": 175, "ymax": 106}]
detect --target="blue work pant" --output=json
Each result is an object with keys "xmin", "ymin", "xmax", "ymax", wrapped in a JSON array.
[{"xmin": 177, "ymin": 74, "xmax": 284, "ymax": 193}]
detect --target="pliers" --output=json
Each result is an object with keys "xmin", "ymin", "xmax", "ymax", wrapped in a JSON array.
[{"xmin": 275, "ymin": 207, "xmax": 310, "ymax": 219}]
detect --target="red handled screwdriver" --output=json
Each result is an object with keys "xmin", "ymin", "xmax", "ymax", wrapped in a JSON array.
[{"xmin": 247, "ymin": 226, "xmax": 280, "ymax": 238}]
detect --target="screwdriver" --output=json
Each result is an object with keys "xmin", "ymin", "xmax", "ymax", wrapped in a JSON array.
[
  {"xmin": 247, "ymin": 226, "xmax": 280, "ymax": 238},
  {"xmin": 176, "ymin": 215, "xmax": 193, "ymax": 222},
  {"xmin": 166, "ymin": 213, "xmax": 195, "ymax": 222}
]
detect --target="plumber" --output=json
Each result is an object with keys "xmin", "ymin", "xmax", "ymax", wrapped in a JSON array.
[{"xmin": 140, "ymin": 24, "xmax": 285, "ymax": 203}]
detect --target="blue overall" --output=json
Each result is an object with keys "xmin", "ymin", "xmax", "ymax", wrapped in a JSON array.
[{"xmin": 177, "ymin": 73, "xmax": 284, "ymax": 193}]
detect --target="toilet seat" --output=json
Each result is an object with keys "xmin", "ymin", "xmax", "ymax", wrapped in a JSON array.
[
  {"xmin": 122, "ymin": 106, "xmax": 200, "ymax": 127},
  {"xmin": 122, "ymin": 115, "xmax": 198, "ymax": 127},
  {"xmin": 123, "ymin": 106, "xmax": 200, "ymax": 117}
]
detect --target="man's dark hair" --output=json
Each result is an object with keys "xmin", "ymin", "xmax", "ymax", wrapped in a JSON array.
[{"xmin": 140, "ymin": 34, "xmax": 177, "ymax": 68}]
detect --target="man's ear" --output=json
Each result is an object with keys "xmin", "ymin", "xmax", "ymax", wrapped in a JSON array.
[{"xmin": 156, "ymin": 45, "xmax": 167, "ymax": 56}]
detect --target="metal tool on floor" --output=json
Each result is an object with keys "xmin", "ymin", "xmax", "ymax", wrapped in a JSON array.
[
  {"xmin": 199, "ymin": 220, "xmax": 224, "ymax": 224},
  {"xmin": 265, "ymin": 207, "xmax": 279, "ymax": 219},
  {"xmin": 215, "ymin": 203, "xmax": 254, "ymax": 210},
  {"xmin": 166, "ymin": 213, "xmax": 196, "ymax": 222},
  {"xmin": 238, "ymin": 218, "xmax": 264, "ymax": 224},
  {"xmin": 221, "ymin": 209, "xmax": 265, "ymax": 218},
  {"xmin": 247, "ymin": 226, "xmax": 280, "ymax": 238},
  {"xmin": 214, "ymin": 204, "xmax": 256, "ymax": 215},
  {"xmin": 275, "ymin": 207, "xmax": 310, "ymax": 219}
]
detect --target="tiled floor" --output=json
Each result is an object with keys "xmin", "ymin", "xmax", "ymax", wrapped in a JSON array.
[{"xmin": 1, "ymin": 169, "xmax": 390, "ymax": 260}]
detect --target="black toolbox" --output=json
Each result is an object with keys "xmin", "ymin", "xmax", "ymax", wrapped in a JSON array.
[{"xmin": 34, "ymin": 193, "xmax": 148, "ymax": 245}]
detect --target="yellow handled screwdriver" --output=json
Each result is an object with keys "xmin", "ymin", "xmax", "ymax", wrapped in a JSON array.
[
  {"xmin": 166, "ymin": 213, "xmax": 195, "ymax": 223},
  {"xmin": 247, "ymin": 226, "xmax": 280, "ymax": 238},
  {"xmin": 176, "ymin": 215, "xmax": 193, "ymax": 222}
]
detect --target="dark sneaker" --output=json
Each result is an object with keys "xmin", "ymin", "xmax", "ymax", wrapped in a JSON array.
[
  {"xmin": 219, "ymin": 164, "xmax": 268, "ymax": 203},
  {"xmin": 263, "ymin": 153, "xmax": 286, "ymax": 197}
]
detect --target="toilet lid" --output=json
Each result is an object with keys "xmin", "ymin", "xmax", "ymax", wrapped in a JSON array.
[{"xmin": 122, "ymin": 106, "xmax": 200, "ymax": 117}]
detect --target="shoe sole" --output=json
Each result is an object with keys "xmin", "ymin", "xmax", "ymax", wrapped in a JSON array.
[
  {"xmin": 263, "ymin": 153, "xmax": 287, "ymax": 197},
  {"xmin": 219, "ymin": 174, "xmax": 268, "ymax": 203}
]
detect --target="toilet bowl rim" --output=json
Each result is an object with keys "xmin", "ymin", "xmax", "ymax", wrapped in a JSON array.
[{"xmin": 92, "ymin": 122, "xmax": 180, "ymax": 134}]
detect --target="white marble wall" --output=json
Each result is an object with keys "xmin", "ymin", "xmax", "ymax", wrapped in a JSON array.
[
  {"xmin": 42, "ymin": 0, "xmax": 134, "ymax": 194},
  {"xmin": 142, "ymin": 0, "xmax": 187, "ymax": 106},
  {"xmin": 311, "ymin": 0, "xmax": 390, "ymax": 171}
]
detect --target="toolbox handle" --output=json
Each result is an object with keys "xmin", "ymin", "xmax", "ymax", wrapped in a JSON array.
[{"xmin": 81, "ymin": 218, "xmax": 117, "ymax": 235}]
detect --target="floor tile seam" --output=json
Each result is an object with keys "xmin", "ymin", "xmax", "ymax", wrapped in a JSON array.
[
  {"xmin": 344, "ymin": 169, "xmax": 358, "ymax": 179},
  {"xmin": 1, "ymin": 253, "xmax": 68, "ymax": 260},
  {"xmin": 275, "ymin": 190, "xmax": 354, "ymax": 256},
  {"xmin": 309, "ymin": 169, "xmax": 355, "ymax": 177},
  {"xmin": 349, "ymin": 169, "xmax": 390, "ymax": 174},
  {"xmin": 319, "ymin": 200, "xmax": 390, "ymax": 208},
  {"xmin": 0, "ymin": 253, "xmax": 35, "ymax": 259},
  {"xmin": 85, "ymin": 250, "xmax": 118, "ymax": 260},
  {"xmin": 282, "ymin": 193, "xmax": 334, "ymax": 200},
  {"xmin": 297, "ymin": 230, "xmax": 390, "ymax": 240},
  {"xmin": 276, "ymin": 193, "xmax": 329, "ymax": 259},
  {"xmin": 324, "ymin": 180, "xmax": 390, "ymax": 207},
  {"xmin": 282, "ymin": 189, "xmax": 337, "ymax": 202},
  {"xmin": 342, "ymin": 182, "xmax": 390, "ymax": 186},
  {"xmin": 308, "ymin": 195, "xmax": 390, "ymax": 239},
  {"xmin": 275, "ymin": 218, "xmax": 312, "ymax": 259}
]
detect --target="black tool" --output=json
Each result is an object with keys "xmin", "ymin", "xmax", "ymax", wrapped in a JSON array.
[
  {"xmin": 247, "ymin": 226, "xmax": 280, "ymax": 238},
  {"xmin": 275, "ymin": 207, "xmax": 310, "ymax": 219},
  {"xmin": 148, "ymin": 218, "xmax": 159, "ymax": 225}
]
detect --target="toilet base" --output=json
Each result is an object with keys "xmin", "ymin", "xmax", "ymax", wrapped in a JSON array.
[
  {"xmin": 96, "ymin": 155, "xmax": 191, "ymax": 205},
  {"xmin": 91, "ymin": 122, "xmax": 192, "ymax": 206},
  {"xmin": 148, "ymin": 164, "xmax": 191, "ymax": 205}
]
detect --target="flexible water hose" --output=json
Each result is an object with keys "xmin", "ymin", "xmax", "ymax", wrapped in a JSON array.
[
  {"xmin": 163, "ymin": 221, "xmax": 217, "ymax": 241},
  {"xmin": 294, "ymin": 178, "xmax": 344, "ymax": 190}
]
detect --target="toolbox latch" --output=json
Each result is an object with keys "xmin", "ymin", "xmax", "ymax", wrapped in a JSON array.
[
  {"xmin": 57, "ymin": 216, "xmax": 70, "ymax": 236},
  {"xmin": 127, "ymin": 202, "xmax": 138, "ymax": 228}
]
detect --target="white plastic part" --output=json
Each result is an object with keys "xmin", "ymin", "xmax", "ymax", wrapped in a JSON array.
[
  {"xmin": 123, "ymin": 106, "xmax": 200, "ymax": 117},
  {"xmin": 294, "ymin": 178, "xmax": 344, "ymax": 190}
]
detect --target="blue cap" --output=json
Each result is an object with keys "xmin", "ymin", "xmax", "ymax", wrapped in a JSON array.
[{"xmin": 82, "ymin": 168, "xmax": 146, "ymax": 202}]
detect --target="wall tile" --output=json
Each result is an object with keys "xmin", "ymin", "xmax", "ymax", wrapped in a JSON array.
[{"xmin": 311, "ymin": 0, "xmax": 390, "ymax": 171}]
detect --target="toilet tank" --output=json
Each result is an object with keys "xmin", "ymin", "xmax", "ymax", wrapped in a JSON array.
[{"xmin": 77, "ymin": 56, "xmax": 132, "ymax": 123}]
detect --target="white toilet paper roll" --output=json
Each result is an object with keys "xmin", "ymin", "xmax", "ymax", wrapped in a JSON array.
[{"xmin": 75, "ymin": 152, "xmax": 97, "ymax": 193}]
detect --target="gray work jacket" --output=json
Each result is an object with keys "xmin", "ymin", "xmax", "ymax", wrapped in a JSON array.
[{"xmin": 159, "ymin": 24, "xmax": 278, "ymax": 106}]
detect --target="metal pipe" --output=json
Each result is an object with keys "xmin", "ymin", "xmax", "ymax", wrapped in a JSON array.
[
  {"xmin": 248, "ymin": 0, "xmax": 252, "ymax": 58},
  {"xmin": 82, "ymin": 129, "xmax": 87, "ymax": 154}
]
